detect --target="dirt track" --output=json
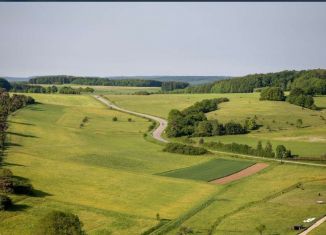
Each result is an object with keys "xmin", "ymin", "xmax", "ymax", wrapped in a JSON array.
[
  {"xmin": 93, "ymin": 95, "xmax": 169, "ymax": 143},
  {"xmin": 298, "ymin": 216, "xmax": 326, "ymax": 235},
  {"xmin": 210, "ymin": 163, "xmax": 269, "ymax": 184}
]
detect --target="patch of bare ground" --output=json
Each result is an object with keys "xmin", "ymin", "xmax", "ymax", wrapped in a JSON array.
[{"xmin": 210, "ymin": 163, "xmax": 269, "ymax": 184}]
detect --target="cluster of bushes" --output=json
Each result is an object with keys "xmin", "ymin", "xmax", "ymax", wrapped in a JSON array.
[
  {"xmin": 259, "ymin": 87, "xmax": 285, "ymax": 101},
  {"xmin": 286, "ymin": 88, "xmax": 316, "ymax": 109},
  {"xmin": 166, "ymin": 98, "xmax": 247, "ymax": 137},
  {"xmin": 133, "ymin": 91, "xmax": 151, "ymax": 95},
  {"xmin": 34, "ymin": 210, "xmax": 85, "ymax": 235},
  {"xmin": 202, "ymin": 140, "xmax": 292, "ymax": 159},
  {"xmin": 163, "ymin": 143, "xmax": 207, "ymax": 155}
]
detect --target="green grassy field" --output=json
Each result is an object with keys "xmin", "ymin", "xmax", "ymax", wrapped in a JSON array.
[
  {"xmin": 158, "ymin": 158, "xmax": 254, "ymax": 181},
  {"xmin": 106, "ymin": 93, "xmax": 326, "ymax": 158},
  {"xmin": 0, "ymin": 92, "xmax": 325, "ymax": 235},
  {"xmin": 1, "ymin": 94, "xmax": 218, "ymax": 235}
]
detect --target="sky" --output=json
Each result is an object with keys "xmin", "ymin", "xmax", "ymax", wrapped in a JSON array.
[{"xmin": 1, "ymin": 2, "xmax": 326, "ymax": 77}]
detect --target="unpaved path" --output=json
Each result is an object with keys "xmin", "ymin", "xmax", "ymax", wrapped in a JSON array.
[
  {"xmin": 210, "ymin": 163, "xmax": 269, "ymax": 184},
  {"xmin": 298, "ymin": 216, "xmax": 326, "ymax": 235},
  {"xmin": 93, "ymin": 95, "xmax": 168, "ymax": 143}
]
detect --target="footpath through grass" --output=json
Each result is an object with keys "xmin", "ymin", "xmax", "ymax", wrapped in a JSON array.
[{"xmin": 157, "ymin": 159, "xmax": 254, "ymax": 182}]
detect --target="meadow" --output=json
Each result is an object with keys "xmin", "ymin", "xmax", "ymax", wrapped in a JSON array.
[
  {"xmin": 0, "ymin": 91, "xmax": 325, "ymax": 235},
  {"xmin": 157, "ymin": 158, "xmax": 254, "ymax": 181},
  {"xmin": 1, "ymin": 93, "xmax": 218, "ymax": 235},
  {"xmin": 106, "ymin": 93, "xmax": 326, "ymax": 158}
]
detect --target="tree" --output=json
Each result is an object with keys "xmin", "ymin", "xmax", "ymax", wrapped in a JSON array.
[
  {"xmin": 255, "ymin": 224, "xmax": 266, "ymax": 235},
  {"xmin": 263, "ymin": 141, "xmax": 275, "ymax": 158},
  {"xmin": 256, "ymin": 141, "xmax": 263, "ymax": 156},
  {"xmin": 260, "ymin": 87, "xmax": 285, "ymax": 101},
  {"xmin": 245, "ymin": 118, "xmax": 258, "ymax": 130},
  {"xmin": 0, "ymin": 195, "xmax": 12, "ymax": 210},
  {"xmin": 34, "ymin": 211, "xmax": 85, "ymax": 235},
  {"xmin": 276, "ymin": 145, "xmax": 287, "ymax": 159}
]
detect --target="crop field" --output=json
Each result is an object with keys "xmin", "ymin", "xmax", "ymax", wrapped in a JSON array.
[
  {"xmin": 166, "ymin": 164, "xmax": 326, "ymax": 235},
  {"xmin": 158, "ymin": 158, "xmax": 255, "ymax": 181},
  {"xmin": 107, "ymin": 93, "xmax": 326, "ymax": 158},
  {"xmin": 1, "ymin": 94, "xmax": 218, "ymax": 235}
]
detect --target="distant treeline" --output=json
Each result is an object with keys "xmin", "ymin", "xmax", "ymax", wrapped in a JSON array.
[
  {"xmin": 179, "ymin": 69, "xmax": 326, "ymax": 95},
  {"xmin": 28, "ymin": 76, "xmax": 189, "ymax": 91},
  {"xmin": 10, "ymin": 82, "xmax": 95, "ymax": 95}
]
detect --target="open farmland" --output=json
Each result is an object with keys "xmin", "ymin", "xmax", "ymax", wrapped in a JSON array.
[
  {"xmin": 107, "ymin": 93, "xmax": 326, "ymax": 158},
  {"xmin": 1, "ymin": 94, "xmax": 218, "ymax": 235},
  {"xmin": 157, "ymin": 158, "xmax": 255, "ymax": 182}
]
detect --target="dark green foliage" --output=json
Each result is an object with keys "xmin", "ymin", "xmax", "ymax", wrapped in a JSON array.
[
  {"xmin": 133, "ymin": 91, "xmax": 151, "ymax": 95},
  {"xmin": 166, "ymin": 98, "xmax": 230, "ymax": 137},
  {"xmin": 0, "ymin": 177, "xmax": 14, "ymax": 193},
  {"xmin": 29, "ymin": 75, "xmax": 162, "ymax": 87},
  {"xmin": 180, "ymin": 69, "xmax": 326, "ymax": 94},
  {"xmin": 11, "ymin": 178, "xmax": 33, "ymax": 195},
  {"xmin": 0, "ymin": 195, "xmax": 12, "ymax": 210},
  {"xmin": 148, "ymin": 122, "xmax": 156, "ymax": 131},
  {"xmin": 204, "ymin": 140, "xmax": 293, "ymax": 159},
  {"xmin": 10, "ymin": 82, "xmax": 48, "ymax": 93},
  {"xmin": 296, "ymin": 119, "xmax": 303, "ymax": 128},
  {"xmin": 276, "ymin": 145, "xmax": 292, "ymax": 158},
  {"xmin": 286, "ymin": 88, "xmax": 316, "ymax": 109},
  {"xmin": 34, "ymin": 211, "xmax": 85, "ymax": 235},
  {"xmin": 112, "ymin": 117, "xmax": 118, "ymax": 122},
  {"xmin": 58, "ymin": 86, "xmax": 80, "ymax": 94},
  {"xmin": 0, "ymin": 78, "xmax": 12, "ymax": 91},
  {"xmin": 163, "ymin": 143, "xmax": 207, "ymax": 155},
  {"xmin": 224, "ymin": 122, "xmax": 247, "ymax": 135},
  {"xmin": 259, "ymin": 87, "xmax": 285, "ymax": 101},
  {"xmin": 9, "ymin": 94, "xmax": 35, "ymax": 112},
  {"xmin": 161, "ymin": 81, "xmax": 189, "ymax": 92}
]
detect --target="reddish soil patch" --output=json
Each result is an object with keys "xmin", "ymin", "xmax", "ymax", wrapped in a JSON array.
[{"xmin": 210, "ymin": 163, "xmax": 269, "ymax": 184}]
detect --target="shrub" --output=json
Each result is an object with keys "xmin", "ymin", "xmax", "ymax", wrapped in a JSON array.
[
  {"xmin": 133, "ymin": 91, "xmax": 151, "ymax": 95},
  {"xmin": 128, "ymin": 118, "xmax": 132, "ymax": 122},
  {"xmin": 0, "ymin": 195, "xmax": 12, "ymax": 210},
  {"xmin": 112, "ymin": 117, "xmax": 118, "ymax": 121},
  {"xmin": 260, "ymin": 87, "xmax": 285, "ymax": 101},
  {"xmin": 0, "ymin": 177, "xmax": 14, "ymax": 193},
  {"xmin": 12, "ymin": 178, "xmax": 33, "ymax": 195},
  {"xmin": 34, "ymin": 211, "xmax": 85, "ymax": 235},
  {"xmin": 163, "ymin": 143, "xmax": 207, "ymax": 155},
  {"xmin": 286, "ymin": 88, "xmax": 316, "ymax": 109},
  {"xmin": 224, "ymin": 122, "xmax": 247, "ymax": 135}
]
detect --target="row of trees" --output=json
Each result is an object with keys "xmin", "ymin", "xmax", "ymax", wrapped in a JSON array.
[
  {"xmin": 10, "ymin": 83, "xmax": 95, "ymax": 95},
  {"xmin": 28, "ymin": 76, "xmax": 189, "ymax": 91},
  {"xmin": 180, "ymin": 69, "xmax": 326, "ymax": 94},
  {"xmin": 163, "ymin": 143, "xmax": 207, "ymax": 155},
  {"xmin": 202, "ymin": 140, "xmax": 292, "ymax": 159},
  {"xmin": 0, "ymin": 91, "xmax": 35, "ymax": 211}
]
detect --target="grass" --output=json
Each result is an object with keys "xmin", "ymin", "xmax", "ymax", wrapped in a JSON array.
[
  {"xmin": 106, "ymin": 93, "xmax": 326, "ymax": 158},
  {"xmin": 157, "ymin": 159, "xmax": 255, "ymax": 182},
  {"xmin": 166, "ymin": 164, "xmax": 326, "ymax": 235},
  {"xmin": 1, "ymin": 93, "xmax": 217, "ymax": 235}
]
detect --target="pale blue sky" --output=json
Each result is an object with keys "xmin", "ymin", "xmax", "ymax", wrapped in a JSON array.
[{"xmin": 1, "ymin": 2, "xmax": 326, "ymax": 77}]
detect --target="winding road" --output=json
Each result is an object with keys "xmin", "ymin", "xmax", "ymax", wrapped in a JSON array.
[{"xmin": 93, "ymin": 95, "xmax": 169, "ymax": 143}]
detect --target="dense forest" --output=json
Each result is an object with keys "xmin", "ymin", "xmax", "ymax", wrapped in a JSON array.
[
  {"xmin": 28, "ymin": 76, "xmax": 189, "ymax": 91},
  {"xmin": 180, "ymin": 69, "xmax": 326, "ymax": 94}
]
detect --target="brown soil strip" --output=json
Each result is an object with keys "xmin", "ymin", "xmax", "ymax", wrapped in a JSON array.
[{"xmin": 210, "ymin": 163, "xmax": 269, "ymax": 184}]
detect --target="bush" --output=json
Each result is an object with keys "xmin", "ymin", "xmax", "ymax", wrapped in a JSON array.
[
  {"xmin": 133, "ymin": 91, "xmax": 151, "ymax": 95},
  {"xmin": 0, "ymin": 177, "xmax": 14, "ymax": 193},
  {"xmin": 260, "ymin": 87, "xmax": 285, "ymax": 101},
  {"xmin": 12, "ymin": 178, "xmax": 33, "ymax": 195},
  {"xmin": 112, "ymin": 117, "xmax": 118, "ymax": 121},
  {"xmin": 0, "ymin": 195, "xmax": 12, "ymax": 210},
  {"xmin": 286, "ymin": 88, "xmax": 316, "ymax": 109},
  {"xmin": 34, "ymin": 211, "xmax": 85, "ymax": 235},
  {"xmin": 224, "ymin": 122, "xmax": 247, "ymax": 135},
  {"xmin": 163, "ymin": 143, "xmax": 207, "ymax": 155}
]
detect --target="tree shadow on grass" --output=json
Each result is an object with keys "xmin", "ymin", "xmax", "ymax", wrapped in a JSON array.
[
  {"xmin": 7, "ymin": 131, "xmax": 38, "ymax": 138},
  {"xmin": 7, "ymin": 121, "xmax": 35, "ymax": 126},
  {"xmin": 8, "ymin": 204, "xmax": 31, "ymax": 212},
  {"xmin": 5, "ymin": 142, "xmax": 22, "ymax": 147},
  {"xmin": 25, "ymin": 106, "xmax": 44, "ymax": 111},
  {"xmin": 1, "ymin": 162, "xmax": 25, "ymax": 167},
  {"xmin": 31, "ymin": 189, "xmax": 53, "ymax": 198}
]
